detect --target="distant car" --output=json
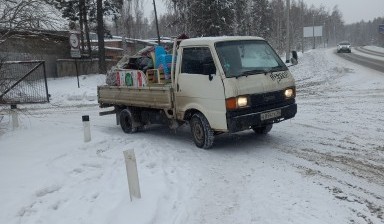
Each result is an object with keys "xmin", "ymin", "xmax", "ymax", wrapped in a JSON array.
[{"xmin": 337, "ymin": 41, "xmax": 352, "ymax": 53}]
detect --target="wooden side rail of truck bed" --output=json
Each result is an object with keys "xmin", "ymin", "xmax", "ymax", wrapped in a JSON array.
[{"xmin": 97, "ymin": 85, "xmax": 173, "ymax": 109}]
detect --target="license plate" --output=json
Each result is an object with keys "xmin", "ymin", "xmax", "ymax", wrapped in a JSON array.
[{"xmin": 261, "ymin": 110, "xmax": 281, "ymax": 121}]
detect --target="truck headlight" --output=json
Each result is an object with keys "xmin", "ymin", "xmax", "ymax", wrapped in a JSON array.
[
  {"xmin": 237, "ymin": 96, "xmax": 248, "ymax": 107},
  {"xmin": 284, "ymin": 88, "xmax": 295, "ymax": 99},
  {"xmin": 226, "ymin": 95, "xmax": 250, "ymax": 110}
]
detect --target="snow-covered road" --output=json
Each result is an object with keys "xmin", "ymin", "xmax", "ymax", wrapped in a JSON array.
[
  {"xmin": 337, "ymin": 46, "xmax": 384, "ymax": 73},
  {"xmin": 0, "ymin": 48, "xmax": 383, "ymax": 224}
]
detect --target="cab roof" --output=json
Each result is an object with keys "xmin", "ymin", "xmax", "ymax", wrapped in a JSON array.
[{"xmin": 179, "ymin": 36, "xmax": 265, "ymax": 47}]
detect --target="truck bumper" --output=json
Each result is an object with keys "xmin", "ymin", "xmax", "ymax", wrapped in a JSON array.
[{"xmin": 226, "ymin": 103, "xmax": 297, "ymax": 133}]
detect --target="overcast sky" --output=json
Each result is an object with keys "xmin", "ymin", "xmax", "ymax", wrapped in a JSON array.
[
  {"xmin": 144, "ymin": 0, "xmax": 384, "ymax": 25},
  {"xmin": 304, "ymin": 0, "xmax": 384, "ymax": 24}
]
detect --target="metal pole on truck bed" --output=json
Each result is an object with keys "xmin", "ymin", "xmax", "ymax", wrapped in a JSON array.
[
  {"xmin": 170, "ymin": 40, "xmax": 177, "ymax": 86},
  {"xmin": 170, "ymin": 39, "xmax": 178, "ymax": 118},
  {"xmin": 153, "ymin": 0, "xmax": 161, "ymax": 45}
]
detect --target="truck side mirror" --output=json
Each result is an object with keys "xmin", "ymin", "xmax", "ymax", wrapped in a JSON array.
[{"xmin": 203, "ymin": 62, "xmax": 216, "ymax": 80}]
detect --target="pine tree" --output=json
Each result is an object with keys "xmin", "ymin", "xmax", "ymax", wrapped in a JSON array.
[
  {"xmin": 250, "ymin": 0, "xmax": 272, "ymax": 38},
  {"xmin": 190, "ymin": 0, "xmax": 235, "ymax": 36},
  {"xmin": 233, "ymin": 0, "xmax": 250, "ymax": 35}
]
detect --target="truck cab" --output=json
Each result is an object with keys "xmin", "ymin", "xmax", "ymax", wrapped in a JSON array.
[{"xmin": 173, "ymin": 37, "xmax": 296, "ymax": 147}]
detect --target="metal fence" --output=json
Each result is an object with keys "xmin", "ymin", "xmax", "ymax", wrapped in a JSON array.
[{"xmin": 0, "ymin": 60, "xmax": 49, "ymax": 104}]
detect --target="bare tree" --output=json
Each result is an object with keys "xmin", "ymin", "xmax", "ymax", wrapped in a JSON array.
[
  {"xmin": 120, "ymin": 0, "xmax": 145, "ymax": 38},
  {"xmin": 0, "ymin": 0, "xmax": 61, "ymax": 43}
]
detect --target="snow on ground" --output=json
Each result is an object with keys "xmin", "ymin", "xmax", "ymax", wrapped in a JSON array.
[
  {"xmin": 0, "ymin": 48, "xmax": 383, "ymax": 224},
  {"xmin": 365, "ymin": 45, "xmax": 384, "ymax": 54}
]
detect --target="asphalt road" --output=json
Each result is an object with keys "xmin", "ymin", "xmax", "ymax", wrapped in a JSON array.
[{"xmin": 335, "ymin": 47, "xmax": 384, "ymax": 73}]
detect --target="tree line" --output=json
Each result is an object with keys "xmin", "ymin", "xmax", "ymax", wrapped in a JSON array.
[
  {"xmin": 1, "ymin": 0, "xmax": 383, "ymax": 54},
  {"xmin": 345, "ymin": 17, "xmax": 384, "ymax": 47},
  {"xmin": 155, "ymin": 0, "xmax": 346, "ymax": 53},
  {"xmin": 115, "ymin": 0, "xmax": 383, "ymax": 52}
]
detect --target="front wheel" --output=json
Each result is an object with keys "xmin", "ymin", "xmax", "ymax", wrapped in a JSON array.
[
  {"xmin": 190, "ymin": 113, "xmax": 214, "ymax": 149},
  {"xmin": 120, "ymin": 108, "xmax": 138, "ymax": 134},
  {"xmin": 252, "ymin": 124, "xmax": 273, "ymax": 134}
]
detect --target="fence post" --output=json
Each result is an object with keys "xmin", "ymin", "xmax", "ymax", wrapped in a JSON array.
[
  {"xmin": 11, "ymin": 104, "xmax": 19, "ymax": 130},
  {"xmin": 75, "ymin": 59, "xmax": 80, "ymax": 88},
  {"xmin": 42, "ymin": 61, "xmax": 50, "ymax": 103},
  {"xmin": 123, "ymin": 149, "xmax": 141, "ymax": 201}
]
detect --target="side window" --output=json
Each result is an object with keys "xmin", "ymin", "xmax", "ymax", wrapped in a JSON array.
[{"xmin": 181, "ymin": 47, "xmax": 215, "ymax": 75}]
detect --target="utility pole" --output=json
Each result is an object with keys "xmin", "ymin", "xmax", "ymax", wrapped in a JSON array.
[
  {"xmin": 153, "ymin": 0, "xmax": 161, "ymax": 45},
  {"xmin": 96, "ymin": 0, "xmax": 106, "ymax": 73},
  {"xmin": 285, "ymin": 0, "xmax": 290, "ymax": 63},
  {"xmin": 312, "ymin": 15, "xmax": 316, "ymax": 49}
]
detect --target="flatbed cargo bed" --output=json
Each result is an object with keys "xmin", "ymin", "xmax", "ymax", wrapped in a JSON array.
[{"xmin": 97, "ymin": 85, "xmax": 173, "ymax": 109}]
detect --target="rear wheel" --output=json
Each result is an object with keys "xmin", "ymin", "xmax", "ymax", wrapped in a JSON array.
[
  {"xmin": 190, "ymin": 113, "xmax": 214, "ymax": 149},
  {"xmin": 120, "ymin": 108, "xmax": 138, "ymax": 133},
  {"xmin": 252, "ymin": 124, "xmax": 273, "ymax": 134}
]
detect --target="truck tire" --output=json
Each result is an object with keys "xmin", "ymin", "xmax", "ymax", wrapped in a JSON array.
[
  {"xmin": 120, "ymin": 108, "xmax": 138, "ymax": 134},
  {"xmin": 190, "ymin": 112, "xmax": 214, "ymax": 149},
  {"xmin": 252, "ymin": 124, "xmax": 273, "ymax": 134}
]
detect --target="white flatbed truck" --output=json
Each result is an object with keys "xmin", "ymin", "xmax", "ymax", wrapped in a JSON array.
[{"xmin": 98, "ymin": 36, "xmax": 297, "ymax": 149}]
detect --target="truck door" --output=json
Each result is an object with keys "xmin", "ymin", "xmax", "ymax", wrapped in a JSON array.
[{"xmin": 175, "ymin": 46, "xmax": 227, "ymax": 130}]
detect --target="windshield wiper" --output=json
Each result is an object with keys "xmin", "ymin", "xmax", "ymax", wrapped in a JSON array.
[
  {"xmin": 237, "ymin": 69, "xmax": 267, "ymax": 78},
  {"xmin": 267, "ymin": 66, "xmax": 288, "ymax": 73},
  {"xmin": 236, "ymin": 66, "xmax": 288, "ymax": 78}
]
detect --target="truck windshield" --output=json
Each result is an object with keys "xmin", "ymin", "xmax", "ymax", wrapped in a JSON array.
[{"xmin": 215, "ymin": 40, "xmax": 287, "ymax": 78}]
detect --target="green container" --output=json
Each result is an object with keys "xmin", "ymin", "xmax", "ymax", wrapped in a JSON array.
[{"xmin": 125, "ymin": 72, "xmax": 133, "ymax": 86}]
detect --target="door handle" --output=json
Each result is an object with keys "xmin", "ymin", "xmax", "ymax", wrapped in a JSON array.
[{"xmin": 177, "ymin": 84, "xmax": 180, "ymax": 92}]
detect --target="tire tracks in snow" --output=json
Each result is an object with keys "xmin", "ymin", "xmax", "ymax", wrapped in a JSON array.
[{"xmin": 278, "ymin": 49, "xmax": 384, "ymax": 223}]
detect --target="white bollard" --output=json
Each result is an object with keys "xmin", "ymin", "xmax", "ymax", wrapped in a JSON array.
[
  {"xmin": 11, "ymin": 104, "xmax": 19, "ymax": 130},
  {"xmin": 123, "ymin": 149, "xmax": 141, "ymax": 201},
  {"xmin": 82, "ymin": 115, "xmax": 91, "ymax": 142}
]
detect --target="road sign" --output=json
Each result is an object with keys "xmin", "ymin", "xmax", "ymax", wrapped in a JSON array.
[
  {"xmin": 70, "ymin": 33, "xmax": 79, "ymax": 48},
  {"xmin": 69, "ymin": 31, "xmax": 81, "ymax": 58},
  {"xmin": 303, "ymin": 26, "xmax": 323, "ymax": 37},
  {"xmin": 379, "ymin": 24, "xmax": 384, "ymax": 34},
  {"xmin": 70, "ymin": 49, "xmax": 81, "ymax": 58}
]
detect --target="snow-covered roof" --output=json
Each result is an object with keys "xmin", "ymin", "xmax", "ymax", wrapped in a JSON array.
[
  {"xmin": 179, "ymin": 36, "xmax": 265, "ymax": 47},
  {"xmin": 105, "ymin": 47, "xmax": 124, "ymax": 51}
]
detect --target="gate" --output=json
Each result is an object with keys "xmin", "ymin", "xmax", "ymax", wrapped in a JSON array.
[{"xmin": 0, "ymin": 60, "xmax": 49, "ymax": 104}]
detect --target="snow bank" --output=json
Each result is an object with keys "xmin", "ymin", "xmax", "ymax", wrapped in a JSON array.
[{"xmin": 47, "ymin": 74, "xmax": 106, "ymax": 107}]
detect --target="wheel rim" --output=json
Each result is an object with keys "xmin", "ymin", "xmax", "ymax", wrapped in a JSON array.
[
  {"xmin": 124, "ymin": 116, "xmax": 132, "ymax": 129},
  {"xmin": 192, "ymin": 119, "xmax": 204, "ymax": 144},
  {"xmin": 121, "ymin": 110, "xmax": 134, "ymax": 133}
]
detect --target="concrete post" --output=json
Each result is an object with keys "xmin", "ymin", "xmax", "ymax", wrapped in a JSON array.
[
  {"xmin": 123, "ymin": 149, "xmax": 141, "ymax": 201},
  {"xmin": 82, "ymin": 115, "xmax": 91, "ymax": 142}
]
